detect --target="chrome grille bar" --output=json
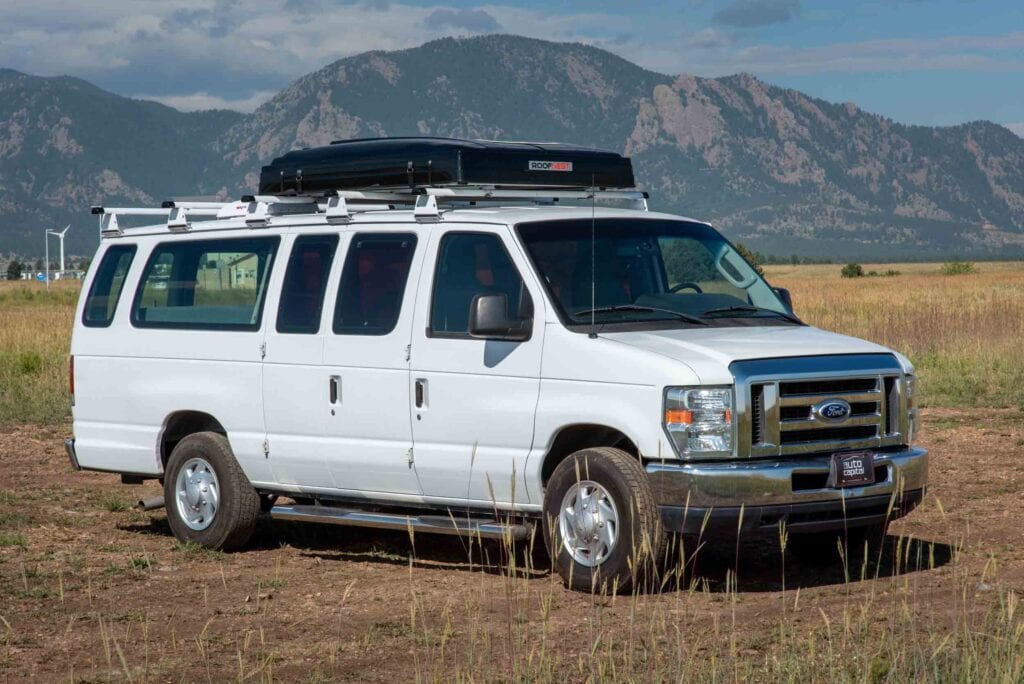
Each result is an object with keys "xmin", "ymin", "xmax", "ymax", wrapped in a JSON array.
[
  {"xmin": 780, "ymin": 414, "xmax": 881, "ymax": 431},
  {"xmin": 778, "ymin": 390, "xmax": 882, "ymax": 406}
]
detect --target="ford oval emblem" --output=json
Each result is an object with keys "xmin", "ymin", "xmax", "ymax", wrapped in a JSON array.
[{"xmin": 814, "ymin": 399, "xmax": 852, "ymax": 422}]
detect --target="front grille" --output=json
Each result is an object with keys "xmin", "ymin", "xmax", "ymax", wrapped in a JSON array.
[
  {"xmin": 884, "ymin": 376, "xmax": 899, "ymax": 435},
  {"xmin": 780, "ymin": 425, "xmax": 877, "ymax": 444},
  {"xmin": 740, "ymin": 362, "xmax": 905, "ymax": 457},
  {"xmin": 751, "ymin": 384, "xmax": 765, "ymax": 444},
  {"xmin": 781, "ymin": 405, "xmax": 810, "ymax": 420},
  {"xmin": 850, "ymin": 401, "xmax": 879, "ymax": 416},
  {"xmin": 780, "ymin": 378, "xmax": 878, "ymax": 396}
]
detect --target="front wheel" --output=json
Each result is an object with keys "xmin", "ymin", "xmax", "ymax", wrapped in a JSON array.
[
  {"xmin": 543, "ymin": 447, "xmax": 663, "ymax": 593},
  {"xmin": 163, "ymin": 431, "xmax": 260, "ymax": 551}
]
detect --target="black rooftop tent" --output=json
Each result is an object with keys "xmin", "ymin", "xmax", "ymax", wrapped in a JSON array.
[{"xmin": 258, "ymin": 137, "xmax": 636, "ymax": 196}]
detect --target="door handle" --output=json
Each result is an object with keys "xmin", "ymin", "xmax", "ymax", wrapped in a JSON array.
[
  {"xmin": 415, "ymin": 379, "xmax": 426, "ymax": 409},
  {"xmin": 329, "ymin": 375, "xmax": 340, "ymax": 404}
]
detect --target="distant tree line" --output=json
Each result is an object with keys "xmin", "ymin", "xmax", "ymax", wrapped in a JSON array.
[{"xmin": 2, "ymin": 256, "xmax": 91, "ymax": 279}]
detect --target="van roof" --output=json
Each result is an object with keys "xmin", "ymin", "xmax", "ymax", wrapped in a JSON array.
[{"xmin": 91, "ymin": 189, "xmax": 712, "ymax": 239}]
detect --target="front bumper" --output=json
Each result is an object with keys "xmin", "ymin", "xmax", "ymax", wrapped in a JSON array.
[{"xmin": 646, "ymin": 446, "xmax": 927, "ymax": 536}]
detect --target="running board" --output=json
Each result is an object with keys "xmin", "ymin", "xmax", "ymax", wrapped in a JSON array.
[{"xmin": 269, "ymin": 504, "xmax": 533, "ymax": 541}]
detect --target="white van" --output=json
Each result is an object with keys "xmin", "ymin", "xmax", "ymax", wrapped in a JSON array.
[{"xmin": 68, "ymin": 138, "xmax": 926, "ymax": 591}]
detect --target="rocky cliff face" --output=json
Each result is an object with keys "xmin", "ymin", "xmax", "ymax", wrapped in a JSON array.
[
  {"xmin": 2, "ymin": 36, "xmax": 1023, "ymax": 258},
  {"xmin": 0, "ymin": 69, "xmax": 240, "ymax": 254}
]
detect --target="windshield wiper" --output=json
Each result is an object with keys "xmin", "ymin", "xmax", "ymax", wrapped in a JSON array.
[
  {"xmin": 573, "ymin": 305, "xmax": 708, "ymax": 325},
  {"xmin": 700, "ymin": 305, "xmax": 803, "ymax": 324}
]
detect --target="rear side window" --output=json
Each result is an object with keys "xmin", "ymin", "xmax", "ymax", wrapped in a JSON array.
[
  {"xmin": 131, "ymin": 237, "xmax": 279, "ymax": 330},
  {"xmin": 430, "ymin": 233, "xmax": 525, "ymax": 337},
  {"xmin": 82, "ymin": 245, "xmax": 137, "ymax": 327},
  {"xmin": 276, "ymin": 235, "xmax": 339, "ymax": 334},
  {"xmin": 333, "ymin": 233, "xmax": 417, "ymax": 336}
]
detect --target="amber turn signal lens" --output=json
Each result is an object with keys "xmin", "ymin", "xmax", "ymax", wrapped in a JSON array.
[{"xmin": 664, "ymin": 409, "xmax": 693, "ymax": 424}]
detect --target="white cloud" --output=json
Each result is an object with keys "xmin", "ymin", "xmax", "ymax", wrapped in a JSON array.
[
  {"xmin": 0, "ymin": 1, "xmax": 679, "ymax": 103},
  {"xmin": 137, "ymin": 90, "xmax": 278, "ymax": 113},
  {"xmin": 688, "ymin": 28, "xmax": 732, "ymax": 50},
  {"xmin": 1005, "ymin": 122, "xmax": 1024, "ymax": 138}
]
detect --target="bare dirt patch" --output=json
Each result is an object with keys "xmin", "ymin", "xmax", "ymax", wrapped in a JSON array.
[{"xmin": 1, "ymin": 409, "xmax": 1022, "ymax": 681}]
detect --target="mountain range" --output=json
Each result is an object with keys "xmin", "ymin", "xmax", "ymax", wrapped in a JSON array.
[{"xmin": 2, "ymin": 35, "xmax": 1023, "ymax": 260}]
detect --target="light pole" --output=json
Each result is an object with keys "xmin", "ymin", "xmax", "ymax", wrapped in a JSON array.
[{"xmin": 44, "ymin": 229, "xmax": 49, "ymax": 291}]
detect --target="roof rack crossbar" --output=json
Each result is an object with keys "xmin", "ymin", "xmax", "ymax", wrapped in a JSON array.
[{"xmin": 92, "ymin": 183, "xmax": 650, "ymax": 238}]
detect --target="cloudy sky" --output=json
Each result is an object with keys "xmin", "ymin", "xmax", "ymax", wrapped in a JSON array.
[{"xmin": 0, "ymin": 0, "xmax": 1021, "ymax": 132}]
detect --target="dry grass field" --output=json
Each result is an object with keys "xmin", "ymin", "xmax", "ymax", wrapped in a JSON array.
[
  {"xmin": 0, "ymin": 262, "xmax": 1022, "ymax": 681},
  {"xmin": 765, "ymin": 261, "xmax": 1024, "ymax": 409}
]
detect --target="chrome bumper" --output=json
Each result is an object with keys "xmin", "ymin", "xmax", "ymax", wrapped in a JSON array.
[
  {"xmin": 64, "ymin": 438, "xmax": 80, "ymax": 471},
  {"xmin": 646, "ymin": 446, "xmax": 927, "ymax": 535}
]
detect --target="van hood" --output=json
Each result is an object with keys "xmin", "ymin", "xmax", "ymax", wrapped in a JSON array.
[{"xmin": 600, "ymin": 325, "xmax": 903, "ymax": 385}]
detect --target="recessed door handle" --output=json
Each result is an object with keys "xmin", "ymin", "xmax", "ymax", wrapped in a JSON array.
[
  {"xmin": 329, "ymin": 376, "xmax": 340, "ymax": 404},
  {"xmin": 415, "ymin": 379, "xmax": 426, "ymax": 409}
]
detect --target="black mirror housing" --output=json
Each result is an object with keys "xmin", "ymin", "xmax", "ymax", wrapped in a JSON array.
[
  {"xmin": 773, "ymin": 287, "xmax": 794, "ymax": 313},
  {"xmin": 469, "ymin": 293, "xmax": 532, "ymax": 341}
]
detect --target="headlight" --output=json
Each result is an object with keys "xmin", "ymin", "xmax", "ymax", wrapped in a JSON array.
[
  {"xmin": 905, "ymin": 375, "xmax": 919, "ymax": 444},
  {"xmin": 664, "ymin": 387, "xmax": 734, "ymax": 458}
]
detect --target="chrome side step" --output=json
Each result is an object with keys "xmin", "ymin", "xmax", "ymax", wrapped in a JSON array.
[{"xmin": 269, "ymin": 504, "xmax": 533, "ymax": 541}]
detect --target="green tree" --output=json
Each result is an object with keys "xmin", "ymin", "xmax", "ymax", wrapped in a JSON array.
[
  {"xmin": 841, "ymin": 263, "xmax": 864, "ymax": 278},
  {"xmin": 941, "ymin": 260, "xmax": 975, "ymax": 276},
  {"xmin": 6, "ymin": 260, "xmax": 22, "ymax": 280},
  {"xmin": 734, "ymin": 242, "xmax": 765, "ymax": 277}
]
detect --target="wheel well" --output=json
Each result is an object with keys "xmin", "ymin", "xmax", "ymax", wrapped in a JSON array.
[
  {"xmin": 539, "ymin": 424, "xmax": 638, "ymax": 486},
  {"xmin": 159, "ymin": 411, "xmax": 227, "ymax": 468}
]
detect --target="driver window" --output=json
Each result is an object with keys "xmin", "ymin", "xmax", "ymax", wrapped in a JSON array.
[{"xmin": 429, "ymin": 233, "xmax": 526, "ymax": 337}]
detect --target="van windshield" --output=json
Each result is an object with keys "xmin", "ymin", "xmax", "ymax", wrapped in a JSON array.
[{"xmin": 516, "ymin": 218, "xmax": 799, "ymax": 330}]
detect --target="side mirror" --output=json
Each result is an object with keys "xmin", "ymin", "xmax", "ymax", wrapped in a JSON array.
[
  {"xmin": 469, "ymin": 293, "xmax": 532, "ymax": 341},
  {"xmin": 773, "ymin": 287, "xmax": 794, "ymax": 313}
]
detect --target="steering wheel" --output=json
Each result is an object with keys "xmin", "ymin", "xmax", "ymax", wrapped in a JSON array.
[{"xmin": 669, "ymin": 282, "xmax": 703, "ymax": 294}]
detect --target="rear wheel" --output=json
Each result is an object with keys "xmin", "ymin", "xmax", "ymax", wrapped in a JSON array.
[
  {"xmin": 543, "ymin": 447, "xmax": 663, "ymax": 593},
  {"xmin": 163, "ymin": 431, "xmax": 260, "ymax": 551}
]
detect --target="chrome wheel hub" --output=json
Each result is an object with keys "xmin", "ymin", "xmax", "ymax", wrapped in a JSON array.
[
  {"xmin": 175, "ymin": 457, "xmax": 219, "ymax": 531},
  {"xmin": 559, "ymin": 480, "xmax": 619, "ymax": 567}
]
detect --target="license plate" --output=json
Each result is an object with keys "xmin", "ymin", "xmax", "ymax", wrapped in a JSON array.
[{"xmin": 829, "ymin": 450, "xmax": 875, "ymax": 488}]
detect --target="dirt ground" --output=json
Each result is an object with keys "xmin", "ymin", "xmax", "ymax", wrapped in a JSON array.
[{"xmin": 1, "ymin": 408, "xmax": 1022, "ymax": 681}]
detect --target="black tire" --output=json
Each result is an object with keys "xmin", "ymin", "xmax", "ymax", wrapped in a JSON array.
[
  {"xmin": 163, "ymin": 431, "xmax": 260, "ymax": 551},
  {"xmin": 787, "ymin": 522, "xmax": 889, "ymax": 567},
  {"xmin": 543, "ymin": 447, "xmax": 663, "ymax": 593}
]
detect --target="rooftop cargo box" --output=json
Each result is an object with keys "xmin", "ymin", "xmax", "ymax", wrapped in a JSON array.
[{"xmin": 258, "ymin": 137, "xmax": 635, "ymax": 196}]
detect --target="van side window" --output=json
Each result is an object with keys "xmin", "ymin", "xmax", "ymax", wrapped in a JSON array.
[
  {"xmin": 276, "ymin": 235, "xmax": 339, "ymax": 334},
  {"xmin": 430, "ymin": 233, "xmax": 525, "ymax": 337},
  {"xmin": 131, "ymin": 237, "xmax": 279, "ymax": 330},
  {"xmin": 82, "ymin": 245, "xmax": 137, "ymax": 327},
  {"xmin": 333, "ymin": 233, "xmax": 417, "ymax": 336}
]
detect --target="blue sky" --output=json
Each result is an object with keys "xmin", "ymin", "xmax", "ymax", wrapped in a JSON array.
[{"xmin": 0, "ymin": 0, "xmax": 1020, "ymax": 132}]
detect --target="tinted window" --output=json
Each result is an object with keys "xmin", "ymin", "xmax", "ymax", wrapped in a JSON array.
[
  {"xmin": 276, "ymin": 235, "xmax": 339, "ymax": 334},
  {"xmin": 333, "ymin": 233, "xmax": 417, "ymax": 336},
  {"xmin": 517, "ymin": 219, "xmax": 791, "ymax": 329},
  {"xmin": 82, "ymin": 245, "xmax": 136, "ymax": 327},
  {"xmin": 430, "ymin": 233, "xmax": 525, "ymax": 337},
  {"xmin": 132, "ymin": 237, "xmax": 279, "ymax": 330}
]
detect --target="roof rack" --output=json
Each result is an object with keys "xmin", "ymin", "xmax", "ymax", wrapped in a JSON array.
[{"xmin": 90, "ymin": 185, "xmax": 649, "ymax": 238}]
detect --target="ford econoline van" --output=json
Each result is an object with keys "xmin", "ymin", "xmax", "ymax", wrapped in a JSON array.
[{"xmin": 67, "ymin": 138, "xmax": 926, "ymax": 591}]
